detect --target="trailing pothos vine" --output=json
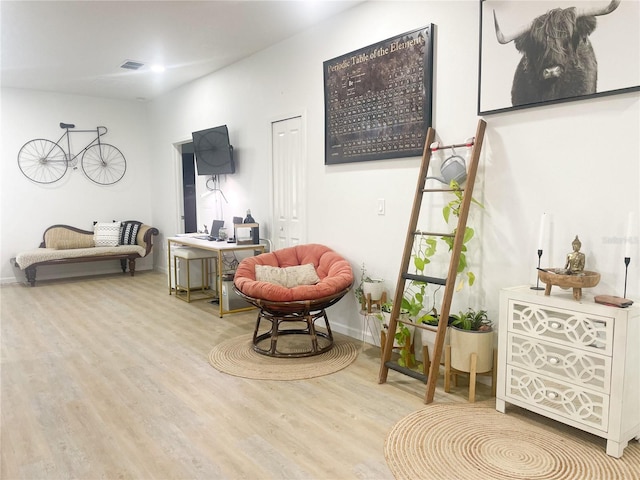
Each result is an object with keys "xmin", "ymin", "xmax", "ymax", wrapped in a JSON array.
[
  {"xmin": 441, "ymin": 179, "xmax": 484, "ymax": 291},
  {"xmin": 405, "ymin": 179, "xmax": 484, "ymax": 322},
  {"xmin": 378, "ymin": 180, "xmax": 484, "ymax": 373}
]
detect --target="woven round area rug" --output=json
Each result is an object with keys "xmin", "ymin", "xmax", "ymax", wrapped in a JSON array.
[
  {"xmin": 208, "ymin": 334, "xmax": 358, "ymax": 380},
  {"xmin": 385, "ymin": 404, "xmax": 640, "ymax": 480}
]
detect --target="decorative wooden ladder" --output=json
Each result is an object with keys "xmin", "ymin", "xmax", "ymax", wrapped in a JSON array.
[{"xmin": 378, "ymin": 119, "xmax": 487, "ymax": 404}]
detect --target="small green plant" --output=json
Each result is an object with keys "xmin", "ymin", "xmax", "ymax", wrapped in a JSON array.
[
  {"xmin": 451, "ymin": 308, "xmax": 492, "ymax": 332},
  {"xmin": 375, "ymin": 302, "xmax": 415, "ymax": 369},
  {"xmin": 375, "ymin": 302, "xmax": 409, "ymax": 327},
  {"xmin": 442, "ymin": 179, "xmax": 484, "ymax": 223},
  {"xmin": 354, "ymin": 262, "xmax": 376, "ymax": 306},
  {"xmin": 415, "ymin": 306, "xmax": 453, "ymax": 327},
  {"xmin": 373, "ymin": 301, "xmax": 393, "ymax": 324},
  {"xmin": 411, "ymin": 236, "xmax": 438, "ymax": 274},
  {"xmin": 441, "ymin": 180, "xmax": 484, "ymax": 291},
  {"xmin": 402, "ymin": 237, "xmax": 435, "ymax": 324},
  {"xmin": 395, "ymin": 323, "xmax": 415, "ymax": 368},
  {"xmin": 401, "ymin": 285, "xmax": 426, "ymax": 319}
]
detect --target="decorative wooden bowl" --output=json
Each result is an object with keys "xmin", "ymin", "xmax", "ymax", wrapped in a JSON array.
[{"xmin": 538, "ymin": 269, "xmax": 601, "ymax": 301}]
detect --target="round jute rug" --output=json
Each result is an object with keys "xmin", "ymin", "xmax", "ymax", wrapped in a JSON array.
[
  {"xmin": 385, "ymin": 404, "xmax": 640, "ymax": 480},
  {"xmin": 208, "ymin": 334, "xmax": 358, "ymax": 380}
]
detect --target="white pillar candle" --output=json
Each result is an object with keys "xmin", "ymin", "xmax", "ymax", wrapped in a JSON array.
[
  {"xmin": 537, "ymin": 213, "xmax": 546, "ymax": 251},
  {"xmin": 625, "ymin": 212, "xmax": 635, "ymax": 258}
]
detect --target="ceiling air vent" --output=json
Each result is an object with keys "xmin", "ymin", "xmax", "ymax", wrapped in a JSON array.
[{"xmin": 120, "ymin": 60, "xmax": 145, "ymax": 70}]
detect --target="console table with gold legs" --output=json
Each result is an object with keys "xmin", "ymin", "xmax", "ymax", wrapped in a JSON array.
[{"xmin": 167, "ymin": 236, "xmax": 265, "ymax": 317}]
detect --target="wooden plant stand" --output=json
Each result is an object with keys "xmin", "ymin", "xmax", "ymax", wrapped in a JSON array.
[{"xmin": 444, "ymin": 346, "xmax": 497, "ymax": 403}]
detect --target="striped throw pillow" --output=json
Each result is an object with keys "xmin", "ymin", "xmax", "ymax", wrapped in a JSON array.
[{"xmin": 119, "ymin": 221, "xmax": 142, "ymax": 245}]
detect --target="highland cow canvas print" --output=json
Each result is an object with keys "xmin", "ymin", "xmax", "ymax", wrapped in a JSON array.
[{"xmin": 478, "ymin": 0, "xmax": 640, "ymax": 114}]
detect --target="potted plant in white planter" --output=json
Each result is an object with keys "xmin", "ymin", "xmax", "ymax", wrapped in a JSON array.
[
  {"xmin": 449, "ymin": 308, "xmax": 494, "ymax": 373},
  {"xmin": 354, "ymin": 263, "xmax": 384, "ymax": 310},
  {"xmin": 362, "ymin": 277, "xmax": 384, "ymax": 302}
]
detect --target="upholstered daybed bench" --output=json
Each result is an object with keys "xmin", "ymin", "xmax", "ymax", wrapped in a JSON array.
[{"xmin": 15, "ymin": 221, "xmax": 159, "ymax": 286}]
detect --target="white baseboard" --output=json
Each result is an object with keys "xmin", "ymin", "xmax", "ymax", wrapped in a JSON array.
[{"xmin": 2, "ymin": 266, "xmax": 155, "ymax": 286}]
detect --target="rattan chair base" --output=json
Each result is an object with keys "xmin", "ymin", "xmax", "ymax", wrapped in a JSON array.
[
  {"xmin": 252, "ymin": 309, "xmax": 333, "ymax": 358},
  {"xmin": 235, "ymin": 285, "xmax": 351, "ymax": 358}
]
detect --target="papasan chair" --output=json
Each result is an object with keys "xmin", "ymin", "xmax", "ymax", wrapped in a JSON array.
[{"xmin": 233, "ymin": 244, "xmax": 353, "ymax": 357}]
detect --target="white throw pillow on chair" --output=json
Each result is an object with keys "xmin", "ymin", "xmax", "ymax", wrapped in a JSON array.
[{"xmin": 255, "ymin": 263, "xmax": 320, "ymax": 288}]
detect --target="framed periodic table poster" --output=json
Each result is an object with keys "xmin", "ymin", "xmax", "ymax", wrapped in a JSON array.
[{"xmin": 323, "ymin": 25, "xmax": 434, "ymax": 165}]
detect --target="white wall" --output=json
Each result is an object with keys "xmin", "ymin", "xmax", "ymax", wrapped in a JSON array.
[
  {"xmin": 145, "ymin": 1, "xmax": 640, "ymax": 340},
  {"xmin": 0, "ymin": 89, "xmax": 154, "ymax": 282},
  {"xmin": 2, "ymin": 1, "xmax": 638, "ymax": 342}
]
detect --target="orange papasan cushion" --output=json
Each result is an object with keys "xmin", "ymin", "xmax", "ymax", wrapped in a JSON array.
[{"xmin": 234, "ymin": 244, "xmax": 353, "ymax": 302}]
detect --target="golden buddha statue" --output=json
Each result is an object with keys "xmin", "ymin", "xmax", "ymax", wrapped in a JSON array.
[{"xmin": 564, "ymin": 235, "xmax": 585, "ymax": 275}]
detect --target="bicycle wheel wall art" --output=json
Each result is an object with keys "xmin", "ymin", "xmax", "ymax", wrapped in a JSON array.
[{"xmin": 17, "ymin": 122, "xmax": 127, "ymax": 185}]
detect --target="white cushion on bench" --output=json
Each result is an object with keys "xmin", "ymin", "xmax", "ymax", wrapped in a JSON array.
[
  {"xmin": 16, "ymin": 245, "xmax": 145, "ymax": 270},
  {"xmin": 94, "ymin": 222, "xmax": 121, "ymax": 247}
]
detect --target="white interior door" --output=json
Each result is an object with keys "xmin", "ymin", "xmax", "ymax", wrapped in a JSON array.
[{"xmin": 272, "ymin": 116, "xmax": 306, "ymax": 249}]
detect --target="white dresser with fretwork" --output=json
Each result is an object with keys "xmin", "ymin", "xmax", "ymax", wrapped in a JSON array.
[{"xmin": 496, "ymin": 286, "xmax": 639, "ymax": 457}]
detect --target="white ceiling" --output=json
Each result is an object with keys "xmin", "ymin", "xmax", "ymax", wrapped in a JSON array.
[{"xmin": 1, "ymin": 0, "xmax": 362, "ymax": 102}]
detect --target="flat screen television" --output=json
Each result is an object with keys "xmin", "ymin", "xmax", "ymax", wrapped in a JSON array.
[{"xmin": 192, "ymin": 125, "xmax": 235, "ymax": 175}]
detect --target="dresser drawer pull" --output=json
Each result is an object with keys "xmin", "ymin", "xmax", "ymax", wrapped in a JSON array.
[
  {"xmin": 547, "ymin": 391, "xmax": 558, "ymax": 400},
  {"xmin": 550, "ymin": 322, "xmax": 561, "ymax": 330},
  {"xmin": 548, "ymin": 357, "xmax": 560, "ymax": 366}
]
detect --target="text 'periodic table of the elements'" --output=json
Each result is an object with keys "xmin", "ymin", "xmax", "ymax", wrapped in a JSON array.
[{"xmin": 323, "ymin": 26, "xmax": 433, "ymax": 165}]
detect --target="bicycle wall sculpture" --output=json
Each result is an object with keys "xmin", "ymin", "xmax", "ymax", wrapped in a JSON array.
[{"xmin": 17, "ymin": 123, "xmax": 127, "ymax": 185}]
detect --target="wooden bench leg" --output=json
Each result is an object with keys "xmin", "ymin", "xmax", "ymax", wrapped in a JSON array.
[
  {"xmin": 128, "ymin": 259, "xmax": 136, "ymax": 276},
  {"xmin": 25, "ymin": 266, "xmax": 36, "ymax": 287}
]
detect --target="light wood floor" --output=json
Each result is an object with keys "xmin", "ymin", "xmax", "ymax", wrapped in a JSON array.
[{"xmin": 1, "ymin": 272, "xmax": 491, "ymax": 479}]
